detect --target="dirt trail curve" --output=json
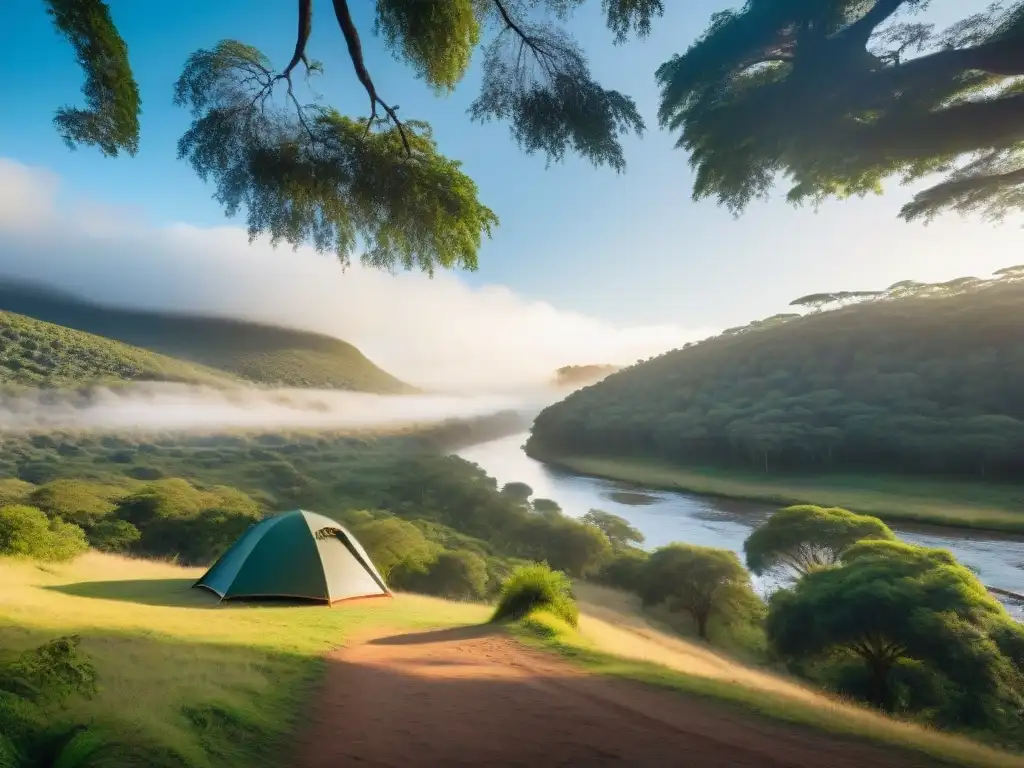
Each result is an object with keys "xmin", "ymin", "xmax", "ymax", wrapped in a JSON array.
[{"xmin": 296, "ymin": 625, "xmax": 932, "ymax": 768}]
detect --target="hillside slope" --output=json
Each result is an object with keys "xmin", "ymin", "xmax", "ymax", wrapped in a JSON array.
[
  {"xmin": 528, "ymin": 279, "xmax": 1024, "ymax": 480},
  {"xmin": 0, "ymin": 282, "xmax": 413, "ymax": 393},
  {"xmin": 0, "ymin": 310, "xmax": 238, "ymax": 387}
]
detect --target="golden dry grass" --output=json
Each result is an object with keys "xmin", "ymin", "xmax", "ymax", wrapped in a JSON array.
[{"xmin": 564, "ymin": 583, "xmax": 1024, "ymax": 768}]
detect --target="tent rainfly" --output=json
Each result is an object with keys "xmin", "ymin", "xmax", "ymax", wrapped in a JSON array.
[{"xmin": 193, "ymin": 509, "xmax": 391, "ymax": 604}]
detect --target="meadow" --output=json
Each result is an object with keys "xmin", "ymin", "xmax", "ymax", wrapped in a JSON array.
[
  {"xmin": 0, "ymin": 553, "xmax": 487, "ymax": 766},
  {"xmin": 2, "ymin": 554, "xmax": 1021, "ymax": 768}
]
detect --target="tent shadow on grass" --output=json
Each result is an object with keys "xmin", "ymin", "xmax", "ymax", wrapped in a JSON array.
[
  {"xmin": 46, "ymin": 579, "xmax": 215, "ymax": 608},
  {"xmin": 368, "ymin": 624, "xmax": 496, "ymax": 646},
  {"xmin": 45, "ymin": 579, "xmax": 332, "ymax": 609}
]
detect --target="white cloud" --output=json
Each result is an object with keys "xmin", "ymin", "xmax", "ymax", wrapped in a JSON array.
[{"xmin": 0, "ymin": 158, "xmax": 711, "ymax": 392}]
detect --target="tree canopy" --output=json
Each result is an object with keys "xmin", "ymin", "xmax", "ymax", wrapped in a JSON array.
[
  {"xmin": 766, "ymin": 540, "xmax": 1024, "ymax": 725},
  {"xmin": 638, "ymin": 543, "xmax": 760, "ymax": 639},
  {"xmin": 743, "ymin": 505, "xmax": 895, "ymax": 579},
  {"xmin": 40, "ymin": 0, "xmax": 661, "ymax": 273},
  {"xmin": 582, "ymin": 508, "xmax": 645, "ymax": 550},
  {"xmin": 657, "ymin": 0, "xmax": 1024, "ymax": 222}
]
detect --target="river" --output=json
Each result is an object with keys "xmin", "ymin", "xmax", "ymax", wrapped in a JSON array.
[{"xmin": 457, "ymin": 432, "xmax": 1024, "ymax": 619}]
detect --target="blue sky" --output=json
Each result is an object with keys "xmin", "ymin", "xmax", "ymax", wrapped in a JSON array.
[{"xmin": 0, "ymin": 0, "xmax": 1018, "ymax": 334}]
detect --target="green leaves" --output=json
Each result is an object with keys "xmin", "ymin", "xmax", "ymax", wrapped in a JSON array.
[
  {"xmin": 470, "ymin": 7, "xmax": 644, "ymax": 172},
  {"xmin": 603, "ymin": 0, "xmax": 665, "ymax": 43},
  {"xmin": 658, "ymin": 0, "xmax": 1024, "ymax": 221},
  {"xmin": 44, "ymin": 0, "xmax": 141, "ymax": 157},
  {"xmin": 766, "ymin": 540, "xmax": 1023, "ymax": 721},
  {"xmin": 174, "ymin": 41, "xmax": 497, "ymax": 274},
  {"xmin": 38, "ymin": 0, "xmax": 659, "ymax": 273},
  {"xmin": 743, "ymin": 505, "xmax": 896, "ymax": 579},
  {"xmin": 639, "ymin": 543, "xmax": 761, "ymax": 639},
  {"xmin": 375, "ymin": 0, "xmax": 482, "ymax": 92}
]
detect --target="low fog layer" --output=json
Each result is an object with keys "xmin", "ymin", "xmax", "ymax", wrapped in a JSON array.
[
  {"xmin": 0, "ymin": 158, "xmax": 712, "ymax": 393},
  {"xmin": 0, "ymin": 383, "xmax": 550, "ymax": 432}
]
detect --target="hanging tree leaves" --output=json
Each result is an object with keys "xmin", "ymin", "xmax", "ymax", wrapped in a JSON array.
[
  {"xmin": 39, "ymin": 0, "xmax": 659, "ymax": 273},
  {"xmin": 656, "ymin": 0, "xmax": 1024, "ymax": 223}
]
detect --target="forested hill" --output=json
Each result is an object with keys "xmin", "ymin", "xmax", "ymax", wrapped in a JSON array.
[
  {"xmin": 527, "ymin": 276, "xmax": 1024, "ymax": 480},
  {"xmin": 0, "ymin": 282, "xmax": 413, "ymax": 393}
]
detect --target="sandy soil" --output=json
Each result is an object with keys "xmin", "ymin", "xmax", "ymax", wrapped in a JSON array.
[{"xmin": 296, "ymin": 625, "xmax": 932, "ymax": 768}]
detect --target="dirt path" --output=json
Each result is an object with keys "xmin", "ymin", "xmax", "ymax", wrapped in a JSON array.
[{"xmin": 296, "ymin": 625, "xmax": 933, "ymax": 768}]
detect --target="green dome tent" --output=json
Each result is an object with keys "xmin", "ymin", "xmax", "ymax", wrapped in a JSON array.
[{"xmin": 193, "ymin": 509, "xmax": 390, "ymax": 604}]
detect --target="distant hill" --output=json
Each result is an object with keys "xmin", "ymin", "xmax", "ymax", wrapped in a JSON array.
[
  {"xmin": 0, "ymin": 311, "xmax": 238, "ymax": 387},
  {"xmin": 553, "ymin": 364, "xmax": 620, "ymax": 388},
  {"xmin": 0, "ymin": 282, "xmax": 413, "ymax": 393},
  {"xmin": 529, "ymin": 276, "xmax": 1024, "ymax": 480}
]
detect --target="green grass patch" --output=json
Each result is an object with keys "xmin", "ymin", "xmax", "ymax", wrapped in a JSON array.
[
  {"xmin": 512, "ymin": 610, "xmax": 1024, "ymax": 768},
  {"xmin": 0, "ymin": 553, "xmax": 488, "ymax": 767},
  {"xmin": 543, "ymin": 454, "xmax": 1024, "ymax": 534}
]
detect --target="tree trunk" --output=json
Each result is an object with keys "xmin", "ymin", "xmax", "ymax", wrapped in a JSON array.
[
  {"xmin": 694, "ymin": 609, "xmax": 710, "ymax": 640},
  {"xmin": 866, "ymin": 657, "xmax": 894, "ymax": 713}
]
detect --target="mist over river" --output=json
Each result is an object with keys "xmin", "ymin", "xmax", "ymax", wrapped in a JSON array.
[{"xmin": 458, "ymin": 433, "xmax": 1024, "ymax": 619}]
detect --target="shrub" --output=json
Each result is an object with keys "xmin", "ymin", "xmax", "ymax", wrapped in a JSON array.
[
  {"xmin": 28, "ymin": 479, "xmax": 119, "ymax": 529},
  {"xmin": 491, "ymin": 563, "xmax": 579, "ymax": 628},
  {"xmin": 640, "ymin": 543, "xmax": 763, "ymax": 640},
  {"xmin": 0, "ymin": 505, "xmax": 88, "ymax": 562},
  {"xmin": 593, "ymin": 547, "xmax": 649, "ymax": 592},
  {"xmin": 400, "ymin": 550, "xmax": 488, "ymax": 601},
  {"xmin": 88, "ymin": 519, "xmax": 141, "ymax": 553}
]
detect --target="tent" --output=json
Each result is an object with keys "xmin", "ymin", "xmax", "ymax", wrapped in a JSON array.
[{"xmin": 193, "ymin": 509, "xmax": 391, "ymax": 604}]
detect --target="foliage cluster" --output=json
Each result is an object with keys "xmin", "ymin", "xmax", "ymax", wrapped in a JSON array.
[
  {"xmin": 734, "ymin": 505, "xmax": 1024, "ymax": 742},
  {"xmin": 529, "ymin": 276, "xmax": 1024, "ymax": 479},
  {"xmin": 36, "ymin": 0, "xmax": 666, "ymax": 272},
  {"xmin": 0, "ymin": 284, "xmax": 411, "ymax": 392},
  {"xmin": 593, "ymin": 539, "xmax": 765, "ymax": 644},
  {"xmin": 0, "ymin": 504, "xmax": 88, "ymax": 562},
  {"xmin": 491, "ymin": 563, "xmax": 579, "ymax": 627},
  {"xmin": 657, "ymin": 0, "xmax": 1024, "ymax": 222}
]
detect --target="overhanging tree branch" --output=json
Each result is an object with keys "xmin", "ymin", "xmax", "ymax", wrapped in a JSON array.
[
  {"xmin": 838, "ymin": 0, "xmax": 910, "ymax": 48},
  {"xmin": 900, "ymin": 165, "xmax": 1024, "ymax": 220},
  {"xmin": 850, "ymin": 92, "xmax": 1024, "ymax": 162},
  {"xmin": 331, "ymin": 0, "xmax": 411, "ymax": 155},
  {"xmin": 281, "ymin": 0, "xmax": 313, "ymax": 78},
  {"xmin": 859, "ymin": 33, "xmax": 1024, "ymax": 105}
]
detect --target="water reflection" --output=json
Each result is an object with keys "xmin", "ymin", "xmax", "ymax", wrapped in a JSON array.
[{"xmin": 457, "ymin": 433, "xmax": 1024, "ymax": 618}]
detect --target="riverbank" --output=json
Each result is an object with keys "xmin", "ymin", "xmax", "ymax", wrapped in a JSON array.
[{"xmin": 530, "ymin": 451, "xmax": 1024, "ymax": 535}]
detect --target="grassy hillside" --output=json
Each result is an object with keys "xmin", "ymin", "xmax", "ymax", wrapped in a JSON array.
[
  {"xmin": 1, "ymin": 555, "xmax": 1016, "ymax": 768},
  {"xmin": 0, "ymin": 553, "xmax": 486, "ymax": 767},
  {"xmin": 0, "ymin": 282, "xmax": 413, "ymax": 393},
  {"xmin": 529, "ymin": 277, "xmax": 1024, "ymax": 486},
  {"xmin": 0, "ymin": 311, "xmax": 238, "ymax": 387}
]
